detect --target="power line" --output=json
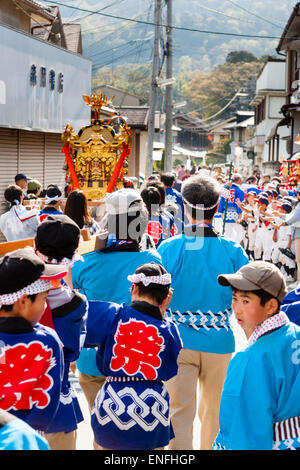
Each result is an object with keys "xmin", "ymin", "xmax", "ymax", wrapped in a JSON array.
[
  {"xmin": 196, "ymin": 3, "xmax": 262, "ymax": 25},
  {"xmin": 225, "ymin": 0, "xmax": 284, "ymax": 30},
  {"xmin": 68, "ymin": 0, "xmax": 127, "ymax": 23},
  {"xmin": 40, "ymin": 0, "xmax": 291, "ymax": 40}
]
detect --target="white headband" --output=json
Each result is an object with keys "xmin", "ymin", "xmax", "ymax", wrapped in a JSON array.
[
  {"xmin": 45, "ymin": 195, "xmax": 62, "ymax": 205},
  {"xmin": 35, "ymin": 250, "xmax": 83, "ymax": 268},
  {"xmin": 0, "ymin": 279, "xmax": 51, "ymax": 308},
  {"xmin": 127, "ymin": 272, "xmax": 171, "ymax": 287},
  {"xmin": 182, "ymin": 195, "xmax": 220, "ymax": 211}
]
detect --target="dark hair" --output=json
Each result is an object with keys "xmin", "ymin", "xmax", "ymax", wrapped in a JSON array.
[
  {"xmin": 1, "ymin": 293, "xmax": 38, "ymax": 312},
  {"xmin": 161, "ymin": 173, "xmax": 175, "ymax": 187},
  {"xmin": 182, "ymin": 174, "xmax": 220, "ymax": 221},
  {"xmin": 4, "ymin": 185, "xmax": 23, "ymax": 206},
  {"xmin": 232, "ymin": 288, "xmax": 280, "ymax": 312},
  {"xmin": 145, "ymin": 180, "xmax": 166, "ymax": 205},
  {"xmin": 134, "ymin": 263, "xmax": 170, "ymax": 306},
  {"xmin": 64, "ymin": 190, "xmax": 92, "ymax": 229},
  {"xmin": 45, "ymin": 185, "xmax": 62, "ymax": 205},
  {"xmin": 140, "ymin": 186, "xmax": 161, "ymax": 215}
]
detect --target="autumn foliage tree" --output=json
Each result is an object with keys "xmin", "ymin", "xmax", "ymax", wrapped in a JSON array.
[{"xmin": 179, "ymin": 60, "xmax": 262, "ymax": 120}]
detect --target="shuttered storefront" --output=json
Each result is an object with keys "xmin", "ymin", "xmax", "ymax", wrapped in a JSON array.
[
  {"xmin": 44, "ymin": 133, "xmax": 66, "ymax": 190},
  {"xmin": 0, "ymin": 127, "xmax": 66, "ymax": 240},
  {"xmin": 0, "ymin": 128, "xmax": 19, "ymax": 215}
]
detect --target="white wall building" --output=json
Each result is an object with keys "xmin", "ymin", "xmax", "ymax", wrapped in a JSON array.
[
  {"xmin": 0, "ymin": 12, "xmax": 91, "ymax": 219},
  {"xmin": 250, "ymin": 58, "xmax": 289, "ymax": 173}
]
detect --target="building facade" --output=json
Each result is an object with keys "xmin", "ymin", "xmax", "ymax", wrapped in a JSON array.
[
  {"xmin": 0, "ymin": 2, "xmax": 91, "ymax": 220},
  {"xmin": 249, "ymin": 58, "xmax": 289, "ymax": 174}
]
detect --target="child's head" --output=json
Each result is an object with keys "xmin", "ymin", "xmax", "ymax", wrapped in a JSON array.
[
  {"xmin": 0, "ymin": 248, "xmax": 68, "ymax": 325},
  {"xmin": 127, "ymin": 262, "xmax": 172, "ymax": 316},
  {"xmin": 35, "ymin": 214, "xmax": 81, "ymax": 265},
  {"xmin": 45, "ymin": 185, "xmax": 62, "ymax": 207},
  {"xmin": 218, "ymin": 261, "xmax": 287, "ymax": 338},
  {"xmin": 4, "ymin": 185, "xmax": 23, "ymax": 206}
]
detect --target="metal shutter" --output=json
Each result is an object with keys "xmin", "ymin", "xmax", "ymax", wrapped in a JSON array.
[
  {"xmin": 0, "ymin": 127, "xmax": 18, "ymax": 214},
  {"xmin": 19, "ymin": 130, "xmax": 45, "ymax": 185},
  {"xmin": 0, "ymin": 128, "xmax": 19, "ymax": 240},
  {"xmin": 44, "ymin": 133, "xmax": 66, "ymax": 191}
]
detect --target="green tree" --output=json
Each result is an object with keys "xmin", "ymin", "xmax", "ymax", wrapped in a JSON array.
[
  {"xmin": 226, "ymin": 51, "xmax": 258, "ymax": 64},
  {"xmin": 183, "ymin": 60, "xmax": 262, "ymax": 120}
]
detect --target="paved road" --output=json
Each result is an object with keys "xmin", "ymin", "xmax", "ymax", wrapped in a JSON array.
[{"xmin": 72, "ymin": 314, "xmax": 248, "ymax": 450}]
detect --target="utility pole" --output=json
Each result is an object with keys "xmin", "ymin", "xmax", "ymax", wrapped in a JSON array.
[
  {"xmin": 146, "ymin": 0, "xmax": 162, "ymax": 178},
  {"xmin": 164, "ymin": 0, "xmax": 173, "ymax": 172}
]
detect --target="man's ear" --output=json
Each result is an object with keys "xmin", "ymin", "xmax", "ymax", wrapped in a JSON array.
[{"xmin": 131, "ymin": 284, "xmax": 139, "ymax": 296}]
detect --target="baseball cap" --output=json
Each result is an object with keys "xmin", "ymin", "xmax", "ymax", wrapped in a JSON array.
[
  {"xmin": 0, "ymin": 248, "xmax": 68, "ymax": 296},
  {"xmin": 218, "ymin": 261, "xmax": 287, "ymax": 303},
  {"xmin": 27, "ymin": 179, "xmax": 42, "ymax": 192},
  {"xmin": 35, "ymin": 214, "xmax": 80, "ymax": 263},
  {"xmin": 278, "ymin": 201, "xmax": 293, "ymax": 213},
  {"xmin": 15, "ymin": 173, "xmax": 30, "ymax": 183},
  {"xmin": 104, "ymin": 188, "xmax": 143, "ymax": 215},
  {"xmin": 256, "ymin": 195, "xmax": 269, "ymax": 205}
]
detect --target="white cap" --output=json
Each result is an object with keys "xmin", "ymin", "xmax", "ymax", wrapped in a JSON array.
[{"xmin": 104, "ymin": 188, "xmax": 143, "ymax": 215}]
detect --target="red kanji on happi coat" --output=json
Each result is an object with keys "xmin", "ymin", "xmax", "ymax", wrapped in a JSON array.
[
  {"xmin": 146, "ymin": 221, "xmax": 163, "ymax": 245},
  {"xmin": 0, "ymin": 341, "xmax": 55, "ymax": 411},
  {"xmin": 228, "ymin": 189, "xmax": 236, "ymax": 203},
  {"xmin": 110, "ymin": 319, "xmax": 165, "ymax": 380}
]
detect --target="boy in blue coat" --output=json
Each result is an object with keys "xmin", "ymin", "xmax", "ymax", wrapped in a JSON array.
[
  {"xmin": 214, "ymin": 261, "xmax": 300, "ymax": 450},
  {"xmin": 0, "ymin": 248, "xmax": 66, "ymax": 434},
  {"xmin": 84, "ymin": 262, "xmax": 182, "ymax": 450},
  {"xmin": 34, "ymin": 214, "xmax": 88, "ymax": 450}
]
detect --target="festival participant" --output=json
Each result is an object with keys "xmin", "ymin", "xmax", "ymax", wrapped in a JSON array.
[
  {"xmin": 0, "ymin": 409, "xmax": 50, "ymax": 450},
  {"xmin": 157, "ymin": 174, "xmax": 248, "ymax": 450},
  {"xmin": 253, "ymin": 194, "xmax": 273, "ymax": 262},
  {"xmin": 270, "ymin": 200, "xmax": 296, "ymax": 282},
  {"xmin": 216, "ymin": 174, "xmax": 245, "ymax": 244},
  {"xmin": 0, "ymin": 185, "xmax": 40, "ymax": 241},
  {"xmin": 141, "ymin": 184, "xmax": 175, "ymax": 247},
  {"xmin": 161, "ymin": 172, "xmax": 185, "ymax": 233},
  {"xmin": 214, "ymin": 262, "xmax": 300, "ymax": 450},
  {"xmin": 0, "ymin": 248, "xmax": 66, "ymax": 433},
  {"xmin": 39, "ymin": 185, "xmax": 63, "ymax": 222},
  {"xmin": 71, "ymin": 188, "xmax": 163, "ymax": 432},
  {"xmin": 14, "ymin": 173, "xmax": 30, "ymax": 196},
  {"xmin": 34, "ymin": 215, "xmax": 88, "ymax": 450},
  {"xmin": 281, "ymin": 281, "xmax": 300, "ymax": 326},
  {"xmin": 282, "ymin": 185, "xmax": 300, "ymax": 281},
  {"xmin": 64, "ymin": 190, "xmax": 101, "ymax": 236},
  {"xmin": 25, "ymin": 180, "xmax": 42, "ymax": 200},
  {"xmin": 85, "ymin": 263, "xmax": 182, "ymax": 450}
]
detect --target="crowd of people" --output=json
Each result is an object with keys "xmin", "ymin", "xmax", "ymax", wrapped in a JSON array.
[{"xmin": 0, "ymin": 164, "xmax": 299, "ymax": 451}]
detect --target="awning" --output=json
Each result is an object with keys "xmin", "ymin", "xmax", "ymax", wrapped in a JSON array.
[{"xmin": 266, "ymin": 117, "xmax": 290, "ymax": 142}]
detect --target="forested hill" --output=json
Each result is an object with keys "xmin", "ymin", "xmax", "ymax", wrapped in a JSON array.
[{"xmin": 55, "ymin": 0, "xmax": 295, "ymax": 72}]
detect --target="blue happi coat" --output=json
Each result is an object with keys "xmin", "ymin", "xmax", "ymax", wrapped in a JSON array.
[
  {"xmin": 0, "ymin": 318, "xmax": 63, "ymax": 432},
  {"xmin": 281, "ymin": 284, "xmax": 300, "ymax": 327},
  {"xmin": 213, "ymin": 319, "xmax": 300, "ymax": 450},
  {"xmin": 43, "ymin": 285, "xmax": 88, "ymax": 433},
  {"xmin": 158, "ymin": 226, "xmax": 249, "ymax": 354},
  {"xmin": 217, "ymin": 184, "xmax": 245, "ymax": 223},
  {"xmin": 85, "ymin": 301, "xmax": 182, "ymax": 450}
]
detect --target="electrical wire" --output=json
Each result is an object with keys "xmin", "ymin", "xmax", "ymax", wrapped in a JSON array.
[
  {"xmin": 225, "ymin": 0, "xmax": 284, "ymax": 30},
  {"xmin": 39, "ymin": 0, "xmax": 293, "ymax": 40}
]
